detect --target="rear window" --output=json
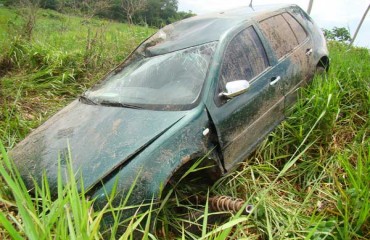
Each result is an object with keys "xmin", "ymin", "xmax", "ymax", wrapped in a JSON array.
[{"xmin": 259, "ymin": 14, "xmax": 298, "ymax": 59}]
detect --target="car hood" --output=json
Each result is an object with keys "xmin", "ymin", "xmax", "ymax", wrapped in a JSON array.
[{"xmin": 10, "ymin": 100, "xmax": 188, "ymax": 193}]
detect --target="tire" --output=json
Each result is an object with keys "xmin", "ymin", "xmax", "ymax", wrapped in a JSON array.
[
  {"xmin": 165, "ymin": 157, "xmax": 221, "ymax": 198},
  {"xmin": 156, "ymin": 157, "xmax": 223, "ymax": 236},
  {"xmin": 315, "ymin": 66, "xmax": 327, "ymax": 76}
]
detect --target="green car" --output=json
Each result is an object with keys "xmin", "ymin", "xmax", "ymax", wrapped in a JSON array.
[{"xmin": 11, "ymin": 4, "xmax": 328, "ymax": 222}]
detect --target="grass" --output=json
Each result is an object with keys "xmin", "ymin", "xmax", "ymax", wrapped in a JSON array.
[
  {"xmin": 206, "ymin": 42, "xmax": 369, "ymax": 239},
  {"xmin": 0, "ymin": 141, "xmax": 156, "ymax": 239},
  {"xmin": 0, "ymin": 6, "xmax": 155, "ymax": 148},
  {"xmin": 0, "ymin": 6, "xmax": 369, "ymax": 240}
]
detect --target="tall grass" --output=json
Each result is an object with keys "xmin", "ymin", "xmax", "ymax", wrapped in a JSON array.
[
  {"xmin": 155, "ymin": 42, "xmax": 369, "ymax": 239},
  {"xmin": 0, "ymin": 7, "xmax": 155, "ymax": 148},
  {"xmin": 0, "ymin": 6, "xmax": 369, "ymax": 239},
  {"xmin": 0, "ymin": 142, "xmax": 155, "ymax": 239},
  {"xmin": 206, "ymin": 42, "xmax": 369, "ymax": 239}
]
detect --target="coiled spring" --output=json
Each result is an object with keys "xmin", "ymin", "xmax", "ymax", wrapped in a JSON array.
[{"xmin": 209, "ymin": 196, "xmax": 253, "ymax": 214}]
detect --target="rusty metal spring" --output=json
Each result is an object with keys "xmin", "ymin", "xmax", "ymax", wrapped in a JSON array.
[{"xmin": 209, "ymin": 196, "xmax": 253, "ymax": 214}]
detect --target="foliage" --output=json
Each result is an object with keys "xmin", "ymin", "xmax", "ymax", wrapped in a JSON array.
[
  {"xmin": 108, "ymin": 0, "xmax": 195, "ymax": 27},
  {"xmin": 323, "ymin": 27, "xmax": 352, "ymax": 43},
  {"xmin": 134, "ymin": 0, "xmax": 176, "ymax": 26},
  {"xmin": 12, "ymin": 0, "xmax": 41, "ymax": 40},
  {"xmin": 0, "ymin": 7, "xmax": 155, "ymax": 147},
  {"xmin": 6, "ymin": 0, "xmax": 195, "ymax": 27},
  {"xmin": 0, "ymin": 141, "xmax": 155, "ymax": 239},
  {"xmin": 40, "ymin": 0, "xmax": 58, "ymax": 9},
  {"xmin": 120, "ymin": 0, "xmax": 148, "ymax": 25}
]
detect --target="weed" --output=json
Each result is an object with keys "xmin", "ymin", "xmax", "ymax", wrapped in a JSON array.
[{"xmin": 0, "ymin": 7, "xmax": 155, "ymax": 148}]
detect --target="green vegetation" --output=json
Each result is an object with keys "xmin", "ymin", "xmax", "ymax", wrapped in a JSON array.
[
  {"xmin": 157, "ymin": 42, "xmax": 369, "ymax": 239},
  {"xmin": 208, "ymin": 42, "xmax": 369, "ymax": 239},
  {"xmin": 1, "ymin": 6, "xmax": 369, "ymax": 240},
  {"xmin": 323, "ymin": 27, "xmax": 352, "ymax": 43},
  {"xmin": 0, "ymin": 7, "xmax": 155, "ymax": 148},
  {"xmin": 3, "ymin": 0, "xmax": 195, "ymax": 28}
]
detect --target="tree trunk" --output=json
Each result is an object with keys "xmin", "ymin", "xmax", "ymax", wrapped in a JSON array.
[
  {"xmin": 349, "ymin": 4, "xmax": 370, "ymax": 47},
  {"xmin": 127, "ymin": 13, "xmax": 132, "ymax": 25}
]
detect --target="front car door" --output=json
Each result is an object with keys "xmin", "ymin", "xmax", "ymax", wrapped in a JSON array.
[{"xmin": 206, "ymin": 25, "xmax": 285, "ymax": 170}]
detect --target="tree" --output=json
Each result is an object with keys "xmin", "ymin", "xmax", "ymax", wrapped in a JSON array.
[
  {"xmin": 322, "ymin": 27, "xmax": 351, "ymax": 43},
  {"xmin": 56, "ymin": 0, "xmax": 111, "ymax": 18},
  {"xmin": 170, "ymin": 10, "xmax": 195, "ymax": 23},
  {"xmin": 80, "ymin": 0, "xmax": 112, "ymax": 19},
  {"xmin": 120, "ymin": 0, "xmax": 148, "ymax": 25},
  {"xmin": 161, "ymin": 0, "xmax": 178, "ymax": 23},
  {"xmin": 40, "ymin": 0, "xmax": 58, "ymax": 10},
  {"xmin": 8, "ymin": 0, "xmax": 191, "ymax": 27},
  {"xmin": 134, "ymin": 0, "xmax": 182, "ymax": 27}
]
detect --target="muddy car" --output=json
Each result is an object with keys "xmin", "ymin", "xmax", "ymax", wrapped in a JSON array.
[{"xmin": 11, "ymin": 4, "xmax": 328, "ymax": 221}]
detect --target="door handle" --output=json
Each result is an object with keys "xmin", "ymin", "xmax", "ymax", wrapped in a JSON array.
[
  {"xmin": 306, "ymin": 48, "xmax": 313, "ymax": 56},
  {"xmin": 270, "ymin": 76, "xmax": 281, "ymax": 86}
]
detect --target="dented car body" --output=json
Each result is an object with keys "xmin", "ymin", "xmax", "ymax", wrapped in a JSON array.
[{"xmin": 11, "ymin": 4, "xmax": 328, "ymax": 219}]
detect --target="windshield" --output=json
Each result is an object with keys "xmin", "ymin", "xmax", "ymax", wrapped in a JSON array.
[{"xmin": 85, "ymin": 42, "xmax": 217, "ymax": 110}]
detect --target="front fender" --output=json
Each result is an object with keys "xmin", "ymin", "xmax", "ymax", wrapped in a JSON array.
[{"xmin": 91, "ymin": 104, "xmax": 218, "ymax": 213}]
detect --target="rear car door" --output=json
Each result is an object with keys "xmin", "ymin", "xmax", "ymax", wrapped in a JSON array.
[
  {"xmin": 208, "ymin": 26, "xmax": 285, "ymax": 170},
  {"xmin": 258, "ymin": 13, "xmax": 314, "ymax": 108}
]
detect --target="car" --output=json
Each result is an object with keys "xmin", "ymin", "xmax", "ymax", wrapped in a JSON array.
[{"xmin": 10, "ymin": 4, "xmax": 328, "ymax": 224}]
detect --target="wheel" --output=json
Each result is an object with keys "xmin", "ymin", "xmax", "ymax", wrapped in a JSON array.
[
  {"xmin": 164, "ymin": 156, "xmax": 222, "ymax": 200},
  {"xmin": 156, "ymin": 157, "xmax": 223, "ymax": 236},
  {"xmin": 316, "ymin": 56, "xmax": 329, "ymax": 76},
  {"xmin": 315, "ymin": 65, "xmax": 326, "ymax": 75}
]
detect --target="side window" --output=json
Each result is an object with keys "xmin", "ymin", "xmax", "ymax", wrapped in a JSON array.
[
  {"xmin": 282, "ymin": 13, "xmax": 307, "ymax": 44},
  {"xmin": 220, "ymin": 26, "xmax": 269, "ymax": 87},
  {"xmin": 259, "ymin": 14, "xmax": 298, "ymax": 59}
]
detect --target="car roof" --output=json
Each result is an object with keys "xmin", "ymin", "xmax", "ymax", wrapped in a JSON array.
[{"xmin": 144, "ymin": 4, "xmax": 296, "ymax": 56}]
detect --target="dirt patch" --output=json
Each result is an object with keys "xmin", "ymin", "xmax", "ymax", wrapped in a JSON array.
[{"xmin": 0, "ymin": 57, "xmax": 13, "ymax": 78}]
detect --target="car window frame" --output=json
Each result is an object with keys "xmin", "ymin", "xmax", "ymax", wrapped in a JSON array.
[
  {"xmin": 258, "ymin": 13, "xmax": 299, "ymax": 60},
  {"xmin": 257, "ymin": 11, "xmax": 310, "ymax": 62},
  {"xmin": 282, "ymin": 12, "xmax": 309, "ymax": 45},
  {"xmin": 84, "ymin": 41, "xmax": 219, "ymax": 111},
  {"xmin": 214, "ymin": 24, "xmax": 272, "ymax": 107}
]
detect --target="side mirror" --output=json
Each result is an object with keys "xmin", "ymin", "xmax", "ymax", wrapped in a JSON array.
[{"xmin": 219, "ymin": 80, "xmax": 250, "ymax": 98}]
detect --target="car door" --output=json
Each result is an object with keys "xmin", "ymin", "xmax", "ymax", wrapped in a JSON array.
[
  {"xmin": 207, "ymin": 26, "xmax": 285, "ymax": 170},
  {"xmin": 282, "ymin": 12, "xmax": 315, "ymax": 106},
  {"xmin": 258, "ymin": 13, "xmax": 314, "ymax": 109}
]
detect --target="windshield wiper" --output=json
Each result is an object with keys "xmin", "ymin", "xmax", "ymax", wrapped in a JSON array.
[
  {"xmin": 79, "ymin": 95, "xmax": 97, "ymax": 105},
  {"xmin": 100, "ymin": 100, "xmax": 142, "ymax": 109}
]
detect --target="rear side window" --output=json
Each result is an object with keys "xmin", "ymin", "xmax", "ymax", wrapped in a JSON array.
[
  {"xmin": 282, "ymin": 13, "xmax": 307, "ymax": 44},
  {"xmin": 259, "ymin": 14, "xmax": 298, "ymax": 59},
  {"xmin": 220, "ymin": 26, "xmax": 269, "ymax": 86}
]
